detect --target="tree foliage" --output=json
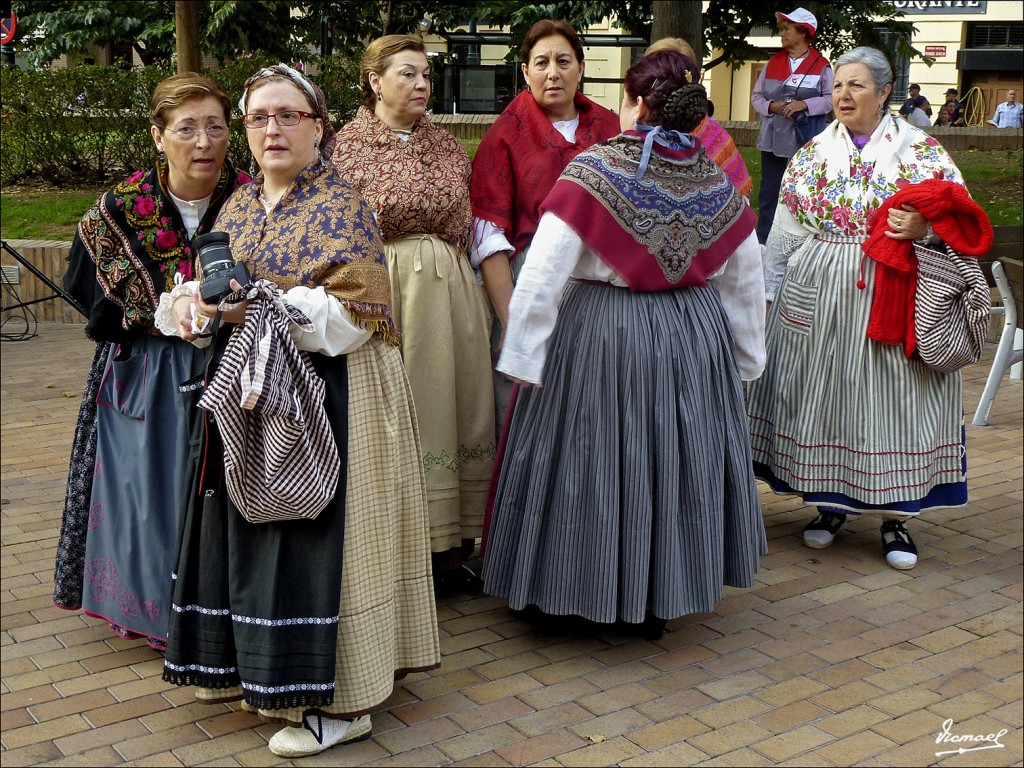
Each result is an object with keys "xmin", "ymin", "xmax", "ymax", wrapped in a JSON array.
[{"xmin": 10, "ymin": 0, "xmax": 926, "ymax": 72}]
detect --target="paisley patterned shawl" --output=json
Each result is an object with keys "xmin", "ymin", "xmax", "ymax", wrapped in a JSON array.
[
  {"xmin": 214, "ymin": 159, "xmax": 398, "ymax": 344},
  {"xmin": 541, "ymin": 130, "xmax": 755, "ymax": 291},
  {"xmin": 470, "ymin": 89, "xmax": 620, "ymax": 255},
  {"xmin": 333, "ymin": 107, "xmax": 472, "ymax": 251},
  {"xmin": 67, "ymin": 159, "xmax": 248, "ymax": 341}
]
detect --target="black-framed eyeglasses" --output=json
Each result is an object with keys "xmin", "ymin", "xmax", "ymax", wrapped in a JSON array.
[{"xmin": 241, "ymin": 111, "xmax": 318, "ymax": 129}]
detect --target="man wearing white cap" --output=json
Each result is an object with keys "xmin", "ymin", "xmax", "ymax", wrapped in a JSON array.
[{"xmin": 751, "ymin": 7, "xmax": 833, "ymax": 246}]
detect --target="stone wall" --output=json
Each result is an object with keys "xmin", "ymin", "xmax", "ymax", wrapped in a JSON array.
[{"xmin": 432, "ymin": 114, "xmax": 1023, "ymax": 151}]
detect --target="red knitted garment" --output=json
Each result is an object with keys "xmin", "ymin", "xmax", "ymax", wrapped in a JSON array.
[{"xmin": 861, "ymin": 179, "xmax": 993, "ymax": 357}]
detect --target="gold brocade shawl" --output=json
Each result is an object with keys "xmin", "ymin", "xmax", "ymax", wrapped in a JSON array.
[
  {"xmin": 333, "ymin": 107, "xmax": 472, "ymax": 251},
  {"xmin": 214, "ymin": 159, "xmax": 398, "ymax": 344}
]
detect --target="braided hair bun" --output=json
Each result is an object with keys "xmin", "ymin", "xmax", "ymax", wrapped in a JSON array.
[{"xmin": 661, "ymin": 83, "xmax": 708, "ymax": 133}]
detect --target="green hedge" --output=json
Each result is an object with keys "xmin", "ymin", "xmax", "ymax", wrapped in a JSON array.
[{"xmin": 0, "ymin": 55, "xmax": 362, "ymax": 185}]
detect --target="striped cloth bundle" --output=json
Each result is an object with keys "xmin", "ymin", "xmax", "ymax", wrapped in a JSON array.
[{"xmin": 198, "ymin": 280, "xmax": 340, "ymax": 524}]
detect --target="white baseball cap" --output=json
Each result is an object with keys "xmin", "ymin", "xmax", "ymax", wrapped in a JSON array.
[{"xmin": 776, "ymin": 7, "xmax": 818, "ymax": 38}]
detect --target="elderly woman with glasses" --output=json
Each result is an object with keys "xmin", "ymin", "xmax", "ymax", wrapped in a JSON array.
[
  {"xmin": 159, "ymin": 64, "xmax": 439, "ymax": 760},
  {"xmin": 54, "ymin": 73, "xmax": 249, "ymax": 651}
]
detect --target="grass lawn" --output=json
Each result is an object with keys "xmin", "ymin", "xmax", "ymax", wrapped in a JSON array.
[
  {"xmin": 1, "ymin": 148, "xmax": 1020, "ymax": 241},
  {"xmin": 738, "ymin": 147, "xmax": 1023, "ymax": 227}
]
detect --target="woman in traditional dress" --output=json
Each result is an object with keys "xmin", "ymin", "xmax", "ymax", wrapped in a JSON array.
[
  {"xmin": 160, "ymin": 65, "xmax": 439, "ymax": 759},
  {"xmin": 645, "ymin": 37, "xmax": 753, "ymax": 198},
  {"xmin": 333, "ymin": 35, "xmax": 495, "ymax": 595},
  {"xmin": 54, "ymin": 73, "xmax": 249, "ymax": 650},
  {"xmin": 470, "ymin": 18, "xmax": 619, "ymax": 437},
  {"xmin": 750, "ymin": 7, "xmax": 833, "ymax": 246},
  {"xmin": 749, "ymin": 47, "xmax": 974, "ymax": 570},
  {"xmin": 482, "ymin": 50, "xmax": 767, "ymax": 640}
]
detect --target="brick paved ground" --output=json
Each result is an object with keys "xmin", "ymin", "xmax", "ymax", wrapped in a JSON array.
[{"xmin": 2, "ymin": 322, "xmax": 1021, "ymax": 767}]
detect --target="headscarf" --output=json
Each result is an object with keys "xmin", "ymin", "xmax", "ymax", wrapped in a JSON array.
[{"xmin": 239, "ymin": 64, "xmax": 337, "ymax": 160}]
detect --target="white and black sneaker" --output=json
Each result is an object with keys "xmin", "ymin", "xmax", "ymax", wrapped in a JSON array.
[
  {"xmin": 803, "ymin": 510, "xmax": 846, "ymax": 549},
  {"xmin": 880, "ymin": 519, "xmax": 918, "ymax": 570}
]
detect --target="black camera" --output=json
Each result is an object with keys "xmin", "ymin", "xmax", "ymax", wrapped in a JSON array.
[{"xmin": 191, "ymin": 232, "xmax": 251, "ymax": 304}]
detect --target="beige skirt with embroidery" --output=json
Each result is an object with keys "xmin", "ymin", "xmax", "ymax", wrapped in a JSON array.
[{"xmin": 385, "ymin": 234, "xmax": 496, "ymax": 552}]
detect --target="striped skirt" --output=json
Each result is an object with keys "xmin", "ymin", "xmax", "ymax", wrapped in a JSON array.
[
  {"xmin": 747, "ymin": 235, "xmax": 967, "ymax": 513},
  {"xmin": 482, "ymin": 281, "xmax": 766, "ymax": 625}
]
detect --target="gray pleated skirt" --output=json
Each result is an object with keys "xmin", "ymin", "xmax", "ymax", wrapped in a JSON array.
[{"xmin": 482, "ymin": 281, "xmax": 766, "ymax": 624}]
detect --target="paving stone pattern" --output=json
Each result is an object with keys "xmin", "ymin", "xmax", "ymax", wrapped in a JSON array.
[{"xmin": 2, "ymin": 323, "xmax": 1021, "ymax": 767}]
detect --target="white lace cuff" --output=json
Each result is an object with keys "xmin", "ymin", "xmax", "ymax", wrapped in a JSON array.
[{"xmin": 154, "ymin": 280, "xmax": 200, "ymax": 338}]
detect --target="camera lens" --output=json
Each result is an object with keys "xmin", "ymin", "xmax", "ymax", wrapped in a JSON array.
[{"xmin": 192, "ymin": 231, "xmax": 238, "ymax": 303}]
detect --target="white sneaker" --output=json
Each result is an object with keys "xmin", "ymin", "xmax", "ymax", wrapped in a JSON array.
[{"xmin": 268, "ymin": 714, "xmax": 372, "ymax": 758}]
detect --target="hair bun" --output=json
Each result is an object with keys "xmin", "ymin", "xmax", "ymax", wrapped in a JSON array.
[{"xmin": 662, "ymin": 83, "xmax": 708, "ymax": 133}]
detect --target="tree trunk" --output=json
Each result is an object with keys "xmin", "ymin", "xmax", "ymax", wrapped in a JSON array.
[
  {"xmin": 175, "ymin": 0, "xmax": 201, "ymax": 74},
  {"xmin": 650, "ymin": 0, "xmax": 704, "ymax": 64}
]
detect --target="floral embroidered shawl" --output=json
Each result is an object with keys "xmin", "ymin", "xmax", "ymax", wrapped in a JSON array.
[
  {"xmin": 214, "ymin": 159, "xmax": 399, "ymax": 345},
  {"xmin": 332, "ymin": 107, "xmax": 472, "ymax": 251},
  {"xmin": 65, "ymin": 159, "xmax": 249, "ymax": 343},
  {"xmin": 470, "ymin": 89, "xmax": 620, "ymax": 256},
  {"xmin": 542, "ymin": 128, "xmax": 755, "ymax": 291},
  {"xmin": 776, "ymin": 115, "xmax": 964, "ymax": 239}
]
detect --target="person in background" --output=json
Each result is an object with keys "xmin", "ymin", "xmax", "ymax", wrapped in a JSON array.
[
  {"xmin": 749, "ymin": 47, "xmax": 977, "ymax": 572},
  {"xmin": 935, "ymin": 88, "xmax": 966, "ymax": 127},
  {"xmin": 988, "ymin": 88, "xmax": 1022, "ymax": 128},
  {"xmin": 646, "ymin": 37, "xmax": 753, "ymax": 197},
  {"xmin": 333, "ymin": 34, "xmax": 495, "ymax": 595},
  {"xmin": 899, "ymin": 83, "xmax": 932, "ymax": 121},
  {"xmin": 160, "ymin": 64, "xmax": 439, "ymax": 759},
  {"xmin": 54, "ymin": 73, "xmax": 248, "ymax": 650},
  {"xmin": 751, "ymin": 6, "xmax": 833, "ymax": 246},
  {"xmin": 482, "ymin": 50, "xmax": 767, "ymax": 641},
  {"xmin": 470, "ymin": 18, "xmax": 619, "ymax": 439}
]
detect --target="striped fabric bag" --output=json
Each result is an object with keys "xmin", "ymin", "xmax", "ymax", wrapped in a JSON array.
[
  {"xmin": 199, "ymin": 280, "xmax": 340, "ymax": 524},
  {"xmin": 914, "ymin": 243, "xmax": 991, "ymax": 374}
]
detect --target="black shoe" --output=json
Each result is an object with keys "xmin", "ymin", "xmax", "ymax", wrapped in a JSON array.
[
  {"xmin": 803, "ymin": 511, "xmax": 846, "ymax": 549},
  {"xmin": 432, "ymin": 565, "xmax": 482, "ymax": 596},
  {"xmin": 880, "ymin": 519, "xmax": 918, "ymax": 570},
  {"xmin": 639, "ymin": 613, "xmax": 667, "ymax": 641}
]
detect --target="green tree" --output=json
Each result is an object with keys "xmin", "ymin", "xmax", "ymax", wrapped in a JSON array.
[
  {"xmin": 11, "ymin": 0, "xmax": 926, "ymax": 72},
  {"xmin": 11, "ymin": 0, "xmax": 302, "ymax": 67}
]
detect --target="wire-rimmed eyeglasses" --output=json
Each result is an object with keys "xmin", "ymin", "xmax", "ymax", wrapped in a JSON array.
[
  {"xmin": 165, "ymin": 124, "xmax": 228, "ymax": 141},
  {"xmin": 241, "ymin": 111, "xmax": 318, "ymax": 129}
]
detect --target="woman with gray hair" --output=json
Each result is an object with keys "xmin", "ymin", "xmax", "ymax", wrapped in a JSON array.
[
  {"xmin": 160, "ymin": 64, "xmax": 439, "ymax": 759},
  {"xmin": 748, "ymin": 46, "xmax": 980, "ymax": 571}
]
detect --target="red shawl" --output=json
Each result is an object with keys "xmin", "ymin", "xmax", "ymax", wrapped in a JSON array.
[
  {"xmin": 470, "ymin": 89, "xmax": 619, "ymax": 257},
  {"xmin": 861, "ymin": 179, "xmax": 993, "ymax": 357}
]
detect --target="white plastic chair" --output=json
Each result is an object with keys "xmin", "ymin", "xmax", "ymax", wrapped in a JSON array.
[{"xmin": 972, "ymin": 259, "xmax": 1024, "ymax": 426}]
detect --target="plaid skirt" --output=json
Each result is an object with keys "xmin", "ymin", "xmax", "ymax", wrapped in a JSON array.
[{"xmin": 164, "ymin": 335, "xmax": 439, "ymax": 721}]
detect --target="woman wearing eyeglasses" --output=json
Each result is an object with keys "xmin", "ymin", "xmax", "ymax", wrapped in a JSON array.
[
  {"xmin": 53, "ymin": 73, "xmax": 249, "ymax": 651},
  {"xmin": 160, "ymin": 65, "xmax": 439, "ymax": 759}
]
